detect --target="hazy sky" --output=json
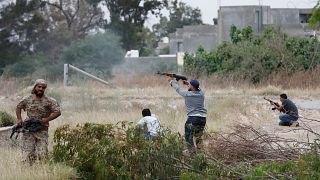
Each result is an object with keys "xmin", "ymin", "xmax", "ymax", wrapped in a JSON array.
[{"xmin": 145, "ymin": 0, "xmax": 318, "ymax": 27}]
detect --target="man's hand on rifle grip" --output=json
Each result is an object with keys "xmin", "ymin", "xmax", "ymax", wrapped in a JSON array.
[
  {"xmin": 167, "ymin": 75, "xmax": 174, "ymax": 82},
  {"xmin": 183, "ymin": 80, "xmax": 189, "ymax": 85},
  {"xmin": 17, "ymin": 119, "xmax": 23, "ymax": 126}
]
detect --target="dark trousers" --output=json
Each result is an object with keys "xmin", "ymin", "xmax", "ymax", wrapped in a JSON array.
[
  {"xmin": 185, "ymin": 116, "xmax": 206, "ymax": 148},
  {"xmin": 279, "ymin": 114, "xmax": 298, "ymax": 126}
]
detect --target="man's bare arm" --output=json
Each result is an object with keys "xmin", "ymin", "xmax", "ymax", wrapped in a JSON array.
[
  {"xmin": 42, "ymin": 111, "xmax": 61, "ymax": 124},
  {"xmin": 16, "ymin": 106, "xmax": 23, "ymax": 125}
]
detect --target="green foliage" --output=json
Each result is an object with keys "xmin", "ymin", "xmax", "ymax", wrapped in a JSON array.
[
  {"xmin": 309, "ymin": 1, "xmax": 320, "ymax": 29},
  {"xmin": 230, "ymin": 25, "xmax": 253, "ymax": 44},
  {"xmin": 184, "ymin": 46, "xmax": 218, "ymax": 77},
  {"xmin": 246, "ymin": 145, "xmax": 320, "ymax": 179},
  {"xmin": 152, "ymin": 0, "xmax": 202, "ymax": 41},
  {"xmin": 52, "ymin": 122, "xmax": 188, "ymax": 179},
  {"xmin": 139, "ymin": 28, "xmax": 158, "ymax": 57},
  {"xmin": 60, "ymin": 32, "xmax": 124, "ymax": 76},
  {"xmin": 0, "ymin": 0, "xmax": 48, "ymax": 74},
  {"xmin": 184, "ymin": 26, "xmax": 320, "ymax": 83},
  {"xmin": 52, "ymin": 122, "xmax": 320, "ymax": 179},
  {"xmin": 2, "ymin": 53, "xmax": 47, "ymax": 77},
  {"xmin": 0, "ymin": 111, "xmax": 15, "ymax": 127},
  {"xmin": 105, "ymin": 0, "xmax": 167, "ymax": 50},
  {"xmin": 159, "ymin": 45, "xmax": 170, "ymax": 55}
]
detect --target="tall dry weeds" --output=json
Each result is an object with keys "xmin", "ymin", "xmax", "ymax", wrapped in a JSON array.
[{"xmin": 0, "ymin": 147, "xmax": 77, "ymax": 179}]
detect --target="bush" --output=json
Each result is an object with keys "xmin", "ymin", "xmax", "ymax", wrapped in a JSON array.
[
  {"xmin": 183, "ymin": 26, "xmax": 320, "ymax": 83},
  {"xmin": 159, "ymin": 45, "xmax": 170, "ymax": 55},
  {"xmin": 0, "ymin": 111, "xmax": 15, "ymax": 127},
  {"xmin": 60, "ymin": 32, "xmax": 124, "ymax": 77},
  {"xmin": 52, "ymin": 122, "xmax": 190, "ymax": 179},
  {"xmin": 52, "ymin": 122, "xmax": 320, "ymax": 179}
]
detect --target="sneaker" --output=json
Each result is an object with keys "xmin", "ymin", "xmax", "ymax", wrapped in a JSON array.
[{"xmin": 290, "ymin": 121, "xmax": 299, "ymax": 127}]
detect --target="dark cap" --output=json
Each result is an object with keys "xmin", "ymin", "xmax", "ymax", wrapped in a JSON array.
[{"xmin": 189, "ymin": 79, "xmax": 200, "ymax": 89}]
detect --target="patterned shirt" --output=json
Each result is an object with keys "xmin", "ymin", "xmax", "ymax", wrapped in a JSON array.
[{"xmin": 17, "ymin": 95, "xmax": 60, "ymax": 124}]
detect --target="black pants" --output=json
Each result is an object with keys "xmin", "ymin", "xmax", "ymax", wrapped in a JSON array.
[{"xmin": 185, "ymin": 116, "xmax": 206, "ymax": 148}]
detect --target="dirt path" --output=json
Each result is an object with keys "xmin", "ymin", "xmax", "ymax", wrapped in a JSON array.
[{"xmin": 256, "ymin": 98, "xmax": 320, "ymax": 143}]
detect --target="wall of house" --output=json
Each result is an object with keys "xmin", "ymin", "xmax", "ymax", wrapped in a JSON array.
[{"xmin": 169, "ymin": 25, "xmax": 218, "ymax": 54}]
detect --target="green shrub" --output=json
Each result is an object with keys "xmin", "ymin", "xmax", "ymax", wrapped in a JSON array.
[
  {"xmin": 159, "ymin": 45, "xmax": 170, "ymax": 55},
  {"xmin": 246, "ymin": 144, "xmax": 320, "ymax": 179},
  {"xmin": 0, "ymin": 111, "xmax": 15, "ymax": 127},
  {"xmin": 52, "ymin": 122, "xmax": 320, "ymax": 179},
  {"xmin": 52, "ymin": 122, "xmax": 190, "ymax": 179},
  {"xmin": 183, "ymin": 26, "xmax": 320, "ymax": 83}
]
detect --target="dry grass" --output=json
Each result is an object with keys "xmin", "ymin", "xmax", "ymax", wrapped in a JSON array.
[
  {"xmin": 268, "ymin": 67, "xmax": 320, "ymax": 89},
  {"xmin": 0, "ymin": 148, "xmax": 78, "ymax": 179},
  {"xmin": 0, "ymin": 74, "xmax": 319, "ymax": 178}
]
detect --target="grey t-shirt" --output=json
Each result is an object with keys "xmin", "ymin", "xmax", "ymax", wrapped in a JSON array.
[
  {"xmin": 282, "ymin": 99, "xmax": 298, "ymax": 116},
  {"xmin": 170, "ymin": 80, "xmax": 207, "ymax": 117}
]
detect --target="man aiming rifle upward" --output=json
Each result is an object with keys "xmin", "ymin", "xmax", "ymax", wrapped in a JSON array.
[
  {"xmin": 265, "ymin": 94, "xmax": 299, "ymax": 127},
  {"xmin": 166, "ymin": 74, "xmax": 207, "ymax": 153}
]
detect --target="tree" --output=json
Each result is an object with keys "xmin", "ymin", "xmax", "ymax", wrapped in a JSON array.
[
  {"xmin": 60, "ymin": 32, "xmax": 124, "ymax": 76},
  {"xmin": 152, "ymin": 0, "xmax": 202, "ymax": 41},
  {"xmin": 0, "ymin": 0, "xmax": 107, "ymax": 75},
  {"xmin": 309, "ymin": 1, "xmax": 320, "ymax": 29},
  {"xmin": 39, "ymin": 0, "xmax": 105, "ymax": 37},
  {"xmin": 37, "ymin": 0, "xmax": 106, "ymax": 63},
  {"xmin": 229, "ymin": 25, "xmax": 253, "ymax": 44},
  {"xmin": 104, "ymin": 0, "xmax": 167, "ymax": 51},
  {"xmin": 0, "ymin": 0, "xmax": 48, "ymax": 73}
]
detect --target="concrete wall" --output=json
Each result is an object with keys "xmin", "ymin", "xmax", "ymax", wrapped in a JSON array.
[
  {"xmin": 168, "ymin": 6, "xmax": 314, "ymax": 54},
  {"xmin": 113, "ymin": 57, "xmax": 178, "ymax": 74},
  {"xmin": 169, "ymin": 25, "xmax": 218, "ymax": 54},
  {"xmin": 270, "ymin": 9, "xmax": 300, "ymax": 25},
  {"xmin": 218, "ymin": 6, "xmax": 269, "ymax": 43}
]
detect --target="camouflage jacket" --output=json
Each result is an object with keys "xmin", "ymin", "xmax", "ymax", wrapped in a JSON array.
[{"xmin": 17, "ymin": 95, "xmax": 60, "ymax": 128}]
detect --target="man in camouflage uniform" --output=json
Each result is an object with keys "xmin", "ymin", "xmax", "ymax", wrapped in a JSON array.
[{"xmin": 16, "ymin": 79, "xmax": 61, "ymax": 164}]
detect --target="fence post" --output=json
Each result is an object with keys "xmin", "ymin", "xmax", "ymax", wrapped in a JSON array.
[
  {"xmin": 177, "ymin": 52, "xmax": 185, "ymax": 73},
  {"xmin": 64, "ymin": 64, "xmax": 69, "ymax": 86}
]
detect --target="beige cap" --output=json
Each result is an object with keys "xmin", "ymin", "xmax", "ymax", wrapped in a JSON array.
[{"xmin": 33, "ymin": 79, "xmax": 47, "ymax": 87}]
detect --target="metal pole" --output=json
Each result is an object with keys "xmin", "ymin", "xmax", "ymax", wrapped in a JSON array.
[
  {"xmin": 64, "ymin": 64, "xmax": 69, "ymax": 86},
  {"xmin": 68, "ymin": 64, "xmax": 110, "ymax": 86}
]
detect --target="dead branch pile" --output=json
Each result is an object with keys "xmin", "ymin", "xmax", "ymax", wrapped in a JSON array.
[{"xmin": 205, "ymin": 124, "xmax": 313, "ymax": 165}]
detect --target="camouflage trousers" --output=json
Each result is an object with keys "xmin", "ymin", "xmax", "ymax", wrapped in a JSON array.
[{"xmin": 21, "ymin": 130, "xmax": 48, "ymax": 164}]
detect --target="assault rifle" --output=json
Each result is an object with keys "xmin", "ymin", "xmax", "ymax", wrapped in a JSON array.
[
  {"xmin": 156, "ymin": 71, "xmax": 188, "ymax": 81},
  {"xmin": 264, "ymin": 97, "xmax": 286, "ymax": 113},
  {"xmin": 10, "ymin": 118, "xmax": 45, "ymax": 139}
]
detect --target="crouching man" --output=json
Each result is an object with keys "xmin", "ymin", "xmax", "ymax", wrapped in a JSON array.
[
  {"xmin": 137, "ymin": 108, "xmax": 162, "ymax": 140},
  {"xmin": 272, "ymin": 93, "xmax": 299, "ymax": 127}
]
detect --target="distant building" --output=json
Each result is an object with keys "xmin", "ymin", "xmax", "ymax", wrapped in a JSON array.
[
  {"xmin": 218, "ymin": 6, "xmax": 313, "ymax": 43},
  {"xmin": 168, "ymin": 25, "xmax": 218, "ymax": 54},
  {"xmin": 167, "ymin": 5, "xmax": 315, "ymax": 54}
]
